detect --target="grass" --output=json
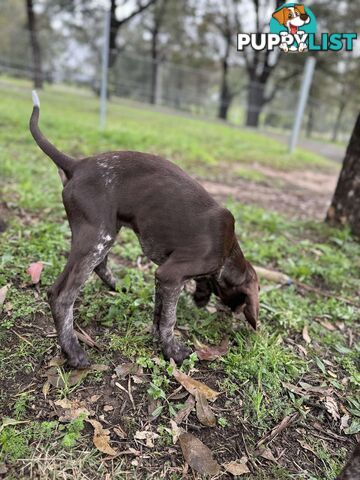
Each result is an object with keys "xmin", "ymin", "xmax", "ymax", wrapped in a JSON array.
[{"xmin": 0, "ymin": 78, "xmax": 358, "ymax": 479}]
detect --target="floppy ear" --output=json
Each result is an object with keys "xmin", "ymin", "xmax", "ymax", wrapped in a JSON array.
[
  {"xmin": 243, "ymin": 288, "xmax": 259, "ymax": 330},
  {"xmin": 295, "ymin": 4, "xmax": 306, "ymax": 15},
  {"xmin": 238, "ymin": 261, "xmax": 259, "ymax": 330},
  {"xmin": 272, "ymin": 8, "xmax": 286, "ymax": 25}
]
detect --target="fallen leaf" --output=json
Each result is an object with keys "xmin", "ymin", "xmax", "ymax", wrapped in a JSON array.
[
  {"xmin": 169, "ymin": 420, "xmax": 183, "ymax": 444},
  {"xmin": 297, "ymin": 439, "xmax": 319, "ymax": 458},
  {"xmin": 340, "ymin": 414, "xmax": 350, "ymax": 431},
  {"xmin": 319, "ymin": 320, "xmax": 336, "ymax": 331},
  {"xmin": 134, "ymin": 430, "xmax": 159, "ymax": 448},
  {"xmin": 48, "ymin": 356, "xmax": 66, "ymax": 367},
  {"xmin": 302, "ymin": 325, "xmax": 311, "ymax": 344},
  {"xmin": 27, "ymin": 261, "xmax": 44, "ymax": 284},
  {"xmin": 194, "ymin": 337, "xmax": 229, "ymax": 361},
  {"xmin": 296, "ymin": 344, "xmax": 308, "ymax": 357},
  {"xmin": 46, "ymin": 364, "xmax": 108, "ymax": 388},
  {"xmin": 179, "ymin": 433, "xmax": 220, "ymax": 476},
  {"xmin": 103, "ymin": 405, "xmax": 113, "ymax": 412},
  {"xmin": 298, "ymin": 381, "xmax": 332, "ymax": 396},
  {"xmin": 42, "ymin": 381, "xmax": 50, "ymax": 399},
  {"xmin": 324, "ymin": 396, "xmax": 340, "ymax": 421},
  {"xmin": 223, "ymin": 457, "xmax": 250, "ymax": 476},
  {"xmin": 115, "ymin": 363, "xmax": 142, "ymax": 378},
  {"xmin": 258, "ymin": 447, "xmax": 277, "ymax": 463},
  {"xmin": 113, "ymin": 426, "xmax": 127, "ymax": 439},
  {"xmin": 170, "ymin": 359, "xmax": 220, "ymax": 402},
  {"xmin": 54, "ymin": 398, "xmax": 91, "ymax": 422},
  {"xmin": 195, "ymin": 391, "xmax": 216, "ymax": 427},
  {"xmin": 257, "ymin": 413, "xmax": 298, "ymax": 447},
  {"xmin": 174, "ymin": 395, "xmax": 195, "ymax": 424},
  {"xmin": 0, "ymin": 418, "xmax": 30, "ymax": 433},
  {"xmin": 0, "ymin": 285, "xmax": 8, "ymax": 310},
  {"xmin": 87, "ymin": 419, "xmax": 117, "ymax": 456}
]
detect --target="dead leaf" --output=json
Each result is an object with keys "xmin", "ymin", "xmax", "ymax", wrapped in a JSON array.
[
  {"xmin": 170, "ymin": 359, "xmax": 220, "ymax": 402},
  {"xmin": 103, "ymin": 405, "xmax": 113, "ymax": 412},
  {"xmin": 319, "ymin": 320, "xmax": 336, "ymax": 331},
  {"xmin": 324, "ymin": 396, "xmax": 340, "ymax": 421},
  {"xmin": 46, "ymin": 364, "xmax": 108, "ymax": 388},
  {"xmin": 179, "ymin": 433, "xmax": 220, "ymax": 476},
  {"xmin": 195, "ymin": 391, "xmax": 216, "ymax": 427},
  {"xmin": 298, "ymin": 381, "xmax": 332, "ymax": 396},
  {"xmin": 296, "ymin": 344, "xmax": 308, "ymax": 357},
  {"xmin": 340, "ymin": 414, "xmax": 350, "ymax": 431},
  {"xmin": 297, "ymin": 439, "xmax": 319, "ymax": 458},
  {"xmin": 0, "ymin": 285, "xmax": 8, "ymax": 311},
  {"xmin": 113, "ymin": 426, "xmax": 127, "ymax": 439},
  {"xmin": 194, "ymin": 337, "xmax": 229, "ymax": 361},
  {"xmin": 0, "ymin": 418, "xmax": 30, "ymax": 433},
  {"xmin": 42, "ymin": 381, "xmax": 50, "ymax": 399},
  {"xmin": 54, "ymin": 398, "xmax": 91, "ymax": 422},
  {"xmin": 302, "ymin": 325, "xmax": 311, "ymax": 344},
  {"xmin": 258, "ymin": 447, "xmax": 277, "ymax": 463},
  {"xmin": 27, "ymin": 261, "xmax": 44, "ymax": 284},
  {"xmin": 170, "ymin": 420, "xmax": 183, "ymax": 444},
  {"xmin": 174, "ymin": 394, "xmax": 195, "ymax": 424},
  {"xmin": 115, "ymin": 363, "xmax": 142, "ymax": 378},
  {"xmin": 134, "ymin": 430, "xmax": 159, "ymax": 448},
  {"xmin": 87, "ymin": 419, "xmax": 117, "ymax": 456},
  {"xmin": 48, "ymin": 356, "xmax": 66, "ymax": 367},
  {"xmin": 257, "ymin": 413, "xmax": 298, "ymax": 447},
  {"xmin": 223, "ymin": 457, "xmax": 250, "ymax": 476}
]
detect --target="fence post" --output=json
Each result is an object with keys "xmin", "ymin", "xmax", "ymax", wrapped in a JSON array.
[
  {"xmin": 289, "ymin": 56, "xmax": 316, "ymax": 153},
  {"xmin": 99, "ymin": 6, "xmax": 111, "ymax": 130}
]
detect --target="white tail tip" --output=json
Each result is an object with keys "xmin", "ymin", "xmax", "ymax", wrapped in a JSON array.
[{"xmin": 32, "ymin": 90, "xmax": 40, "ymax": 107}]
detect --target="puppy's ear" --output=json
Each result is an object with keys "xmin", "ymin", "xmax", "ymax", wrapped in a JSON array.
[
  {"xmin": 237, "ymin": 261, "xmax": 259, "ymax": 330},
  {"xmin": 295, "ymin": 4, "xmax": 306, "ymax": 15},
  {"xmin": 272, "ymin": 8, "xmax": 286, "ymax": 25}
]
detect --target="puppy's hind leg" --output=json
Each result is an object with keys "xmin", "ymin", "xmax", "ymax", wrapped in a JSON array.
[
  {"xmin": 193, "ymin": 278, "xmax": 212, "ymax": 308},
  {"xmin": 48, "ymin": 225, "xmax": 114, "ymax": 368},
  {"xmin": 95, "ymin": 255, "xmax": 117, "ymax": 291}
]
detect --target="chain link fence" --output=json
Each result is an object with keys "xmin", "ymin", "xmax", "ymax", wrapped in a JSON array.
[{"xmin": 0, "ymin": 7, "xmax": 357, "ymax": 145}]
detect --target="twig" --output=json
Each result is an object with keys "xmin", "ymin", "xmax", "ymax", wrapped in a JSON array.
[
  {"xmin": 295, "ymin": 281, "xmax": 359, "ymax": 308},
  {"xmin": 11, "ymin": 330, "xmax": 33, "ymax": 346}
]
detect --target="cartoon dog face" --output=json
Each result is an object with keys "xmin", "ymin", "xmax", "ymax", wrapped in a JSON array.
[{"xmin": 272, "ymin": 4, "xmax": 310, "ymax": 35}]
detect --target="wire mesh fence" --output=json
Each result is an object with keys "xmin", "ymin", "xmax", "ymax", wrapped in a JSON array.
[{"xmin": 0, "ymin": 5, "xmax": 357, "ymax": 145}]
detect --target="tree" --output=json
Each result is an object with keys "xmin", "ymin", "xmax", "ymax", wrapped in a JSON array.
[
  {"xmin": 147, "ymin": 0, "xmax": 169, "ymax": 104},
  {"xmin": 26, "ymin": 0, "xmax": 43, "ymax": 88},
  {"xmin": 109, "ymin": 0, "xmax": 157, "ymax": 68},
  {"xmin": 326, "ymin": 113, "xmax": 360, "ymax": 237}
]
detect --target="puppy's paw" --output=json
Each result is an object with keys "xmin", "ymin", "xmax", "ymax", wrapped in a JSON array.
[
  {"xmin": 162, "ymin": 339, "xmax": 192, "ymax": 365},
  {"xmin": 280, "ymin": 43, "xmax": 289, "ymax": 52},
  {"xmin": 66, "ymin": 346, "xmax": 90, "ymax": 370},
  {"xmin": 298, "ymin": 43, "xmax": 307, "ymax": 52}
]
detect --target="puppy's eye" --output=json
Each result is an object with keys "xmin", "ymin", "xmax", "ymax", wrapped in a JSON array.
[{"xmin": 288, "ymin": 13, "xmax": 292, "ymax": 18}]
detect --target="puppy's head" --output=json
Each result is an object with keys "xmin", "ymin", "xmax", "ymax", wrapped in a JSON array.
[
  {"xmin": 272, "ymin": 4, "xmax": 309, "ymax": 32},
  {"xmin": 214, "ymin": 259, "xmax": 259, "ymax": 330}
]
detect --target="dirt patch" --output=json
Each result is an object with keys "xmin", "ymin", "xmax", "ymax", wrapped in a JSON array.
[{"xmin": 200, "ymin": 167, "xmax": 338, "ymax": 220}]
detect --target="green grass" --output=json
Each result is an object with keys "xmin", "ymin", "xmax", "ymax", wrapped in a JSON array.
[{"xmin": 0, "ymin": 79, "xmax": 358, "ymax": 479}]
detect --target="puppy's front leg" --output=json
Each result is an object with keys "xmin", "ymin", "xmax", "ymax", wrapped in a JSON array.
[{"xmin": 154, "ymin": 276, "xmax": 192, "ymax": 364}]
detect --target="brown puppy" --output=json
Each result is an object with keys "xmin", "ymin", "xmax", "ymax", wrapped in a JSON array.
[{"xmin": 29, "ymin": 91, "xmax": 259, "ymax": 368}]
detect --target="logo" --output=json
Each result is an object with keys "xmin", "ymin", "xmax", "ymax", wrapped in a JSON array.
[{"xmin": 237, "ymin": 3, "xmax": 357, "ymax": 53}]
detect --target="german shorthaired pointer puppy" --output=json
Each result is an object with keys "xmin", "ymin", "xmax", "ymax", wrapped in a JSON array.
[{"xmin": 29, "ymin": 91, "xmax": 259, "ymax": 368}]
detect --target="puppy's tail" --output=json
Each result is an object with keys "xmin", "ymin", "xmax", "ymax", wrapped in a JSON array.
[{"xmin": 29, "ymin": 90, "xmax": 76, "ymax": 179}]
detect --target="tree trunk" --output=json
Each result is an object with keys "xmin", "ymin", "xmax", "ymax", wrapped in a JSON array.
[
  {"xmin": 150, "ymin": 27, "xmax": 159, "ymax": 104},
  {"xmin": 246, "ymin": 77, "xmax": 265, "ymax": 127},
  {"xmin": 326, "ymin": 113, "xmax": 360, "ymax": 237},
  {"xmin": 306, "ymin": 104, "xmax": 314, "ymax": 138},
  {"xmin": 218, "ymin": 57, "xmax": 231, "ymax": 120},
  {"xmin": 331, "ymin": 101, "xmax": 346, "ymax": 142},
  {"xmin": 26, "ymin": 0, "xmax": 43, "ymax": 89}
]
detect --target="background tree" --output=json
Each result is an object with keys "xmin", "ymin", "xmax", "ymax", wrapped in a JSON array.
[
  {"xmin": 26, "ymin": 0, "xmax": 43, "ymax": 88},
  {"xmin": 326, "ymin": 113, "xmax": 360, "ymax": 236}
]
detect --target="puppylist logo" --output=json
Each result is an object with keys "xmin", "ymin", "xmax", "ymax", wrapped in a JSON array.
[{"xmin": 237, "ymin": 3, "xmax": 357, "ymax": 53}]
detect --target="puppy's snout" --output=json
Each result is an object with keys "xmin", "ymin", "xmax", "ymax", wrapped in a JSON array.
[{"xmin": 300, "ymin": 14, "xmax": 308, "ymax": 21}]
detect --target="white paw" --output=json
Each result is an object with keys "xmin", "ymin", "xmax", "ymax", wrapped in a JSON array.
[
  {"xmin": 298, "ymin": 43, "xmax": 307, "ymax": 52},
  {"xmin": 280, "ymin": 43, "xmax": 289, "ymax": 52}
]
